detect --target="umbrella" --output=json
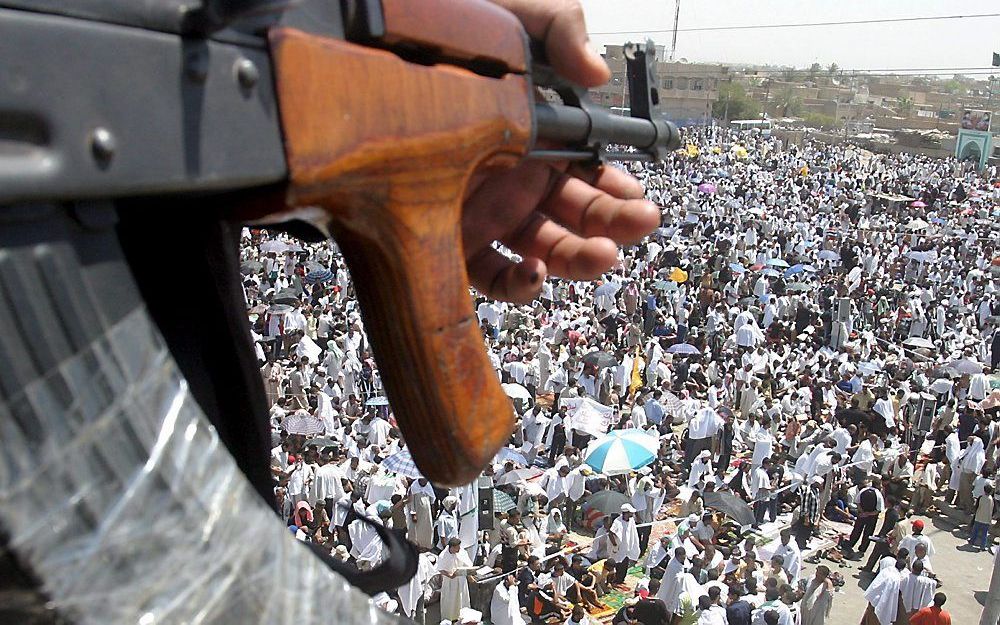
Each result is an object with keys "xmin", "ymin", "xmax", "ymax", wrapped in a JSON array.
[
  {"xmin": 496, "ymin": 467, "xmax": 544, "ymax": 486},
  {"xmin": 273, "ymin": 288, "xmax": 300, "ymax": 305},
  {"xmin": 502, "ymin": 383, "xmax": 532, "ymax": 401},
  {"xmin": 304, "ymin": 268, "xmax": 335, "ymax": 285},
  {"xmin": 902, "ymin": 336, "xmax": 935, "ymax": 349},
  {"xmin": 593, "ymin": 281, "xmax": 622, "ymax": 297},
  {"xmin": 911, "ymin": 200, "xmax": 927, "ymax": 208},
  {"xmin": 668, "ymin": 267, "xmax": 688, "ymax": 283},
  {"xmin": 817, "ymin": 250, "xmax": 840, "ymax": 261},
  {"xmin": 802, "ymin": 264, "xmax": 818, "ymax": 273},
  {"xmin": 729, "ymin": 263, "xmax": 746, "ymax": 274},
  {"xmin": 382, "ymin": 448, "xmax": 423, "ymax": 478},
  {"xmin": 366, "ymin": 396, "xmax": 390, "ymax": 406},
  {"xmin": 697, "ymin": 182, "xmax": 716, "ymax": 194},
  {"xmin": 653, "ymin": 279, "xmax": 672, "ymax": 290},
  {"xmin": 582, "ymin": 489, "xmax": 630, "ymax": 516},
  {"xmin": 584, "ymin": 429, "xmax": 660, "ymax": 475},
  {"xmin": 949, "ymin": 359, "xmax": 984, "ymax": 375},
  {"xmin": 240, "ymin": 260, "xmax": 263, "ymax": 275},
  {"xmin": 749, "ymin": 263, "xmax": 764, "ymax": 271},
  {"xmin": 494, "ymin": 490, "xmax": 517, "ymax": 513},
  {"xmin": 783, "ymin": 264, "xmax": 805, "ymax": 277},
  {"xmin": 260, "ymin": 240, "xmax": 292, "ymax": 254},
  {"xmin": 906, "ymin": 218, "xmax": 929, "ymax": 231},
  {"xmin": 907, "ymin": 250, "xmax": 938, "ymax": 263},
  {"xmin": 305, "ymin": 437, "xmax": 340, "ymax": 449},
  {"xmin": 857, "ymin": 361, "xmax": 882, "ymax": 376},
  {"xmin": 761, "ymin": 268, "xmax": 781, "ymax": 278},
  {"xmin": 667, "ymin": 343, "xmax": 700, "ymax": 355},
  {"xmin": 583, "ymin": 351, "xmax": 618, "ymax": 369},
  {"xmin": 766, "ymin": 258, "xmax": 790, "ymax": 268},
  {"xmin": 786, "ymin": 282, "xmax": 812, "ymax": 292},
  {"xmin": 494, "ymin": 447, "xmax": 529, "ymax": 467},
  {"xmin": 281, "ymin": 412, "xmax": 325, "ymax": 436},
  {"xmin": 662, "ymin": 391, "xmax": 684, "ymax": 417},
  {"xmin": 703, "ymin": 491, "xmax": 755, "ymax": 527},
  {"xmin": 267, "ymin": 303, "xmax": 293, "ymax": 314}
]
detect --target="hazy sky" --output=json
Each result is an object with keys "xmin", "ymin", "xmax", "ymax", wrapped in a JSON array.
[{"xmin": 581, "ymin": 1, "xmax": 1000, "ymax": 74}]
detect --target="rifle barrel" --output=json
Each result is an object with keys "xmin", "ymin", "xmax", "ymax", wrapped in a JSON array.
[{"xmin": 533, "ymin": 102, "xmax": 680, "ymax": 156}]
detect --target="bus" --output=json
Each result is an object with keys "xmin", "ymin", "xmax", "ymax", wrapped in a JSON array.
[{"xmin": 730, "ymin": 119, "xmax": 772, "ymax": 136}]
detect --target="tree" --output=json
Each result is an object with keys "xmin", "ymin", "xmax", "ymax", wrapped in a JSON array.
[
  {"xmin": 808, "ymin": 62, "xmax": 822, "ymax": 80},
  {"xmin": 803, "ymin": 112, "xmax": 837, "ymax": 128},
  {"xmin": 775, "ymin": 86, "xmax": 802, "ymax": 116},
  {"xmin": 897, "ymin": 96, "xmax": 914, "ymax": 117},
  {"xmin": 780, "ymin": 67, "xmax": 797, "ymax": 82},
  {"xmin": 712, "ymin": 82, "xmax": 762, "ymax": 121},
  {"xmin": 943, "ymin": 77, "xmax": 967, "ymax": 95},
  {"xmin": 827, "ymin": 63, "xmax": 839, "ymax": 76}
]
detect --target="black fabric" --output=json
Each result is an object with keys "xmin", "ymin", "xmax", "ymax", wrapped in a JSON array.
[
  {"xmin": 116, "ymin": 208, "xmax": 277, "ymax": 509},
  {"xmin": 115, "ymin": 205, "xmax": 417, "ymax": 594}
]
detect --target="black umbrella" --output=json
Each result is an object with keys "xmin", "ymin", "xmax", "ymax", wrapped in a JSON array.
[
  {"xmin": 583, "ymin": 351, "xmax": 618, "ymax": 369},
  {"xmin": 703, "ymin": 491, "xmax": 755, "ymax": 527},
  {"xmin": 306, "ymin": 437, "xmax": 340, "ymax": 449},
  {"xmin": 273, "ymin": 288, "xmax": 300, "ymax": 305},
  {"xmin": 240, "ymin": 260, "xmax": 263, "ymax": 276}
]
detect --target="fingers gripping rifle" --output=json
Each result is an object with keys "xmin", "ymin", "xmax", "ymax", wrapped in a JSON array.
[{"xmin": 0, "ymin": 1, "xmax": 677, "ymax": 488}]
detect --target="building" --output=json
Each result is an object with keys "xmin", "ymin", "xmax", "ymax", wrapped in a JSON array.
[{"xmin": 588, "ymin": 44, "xmax": 728, "ymax": 126}]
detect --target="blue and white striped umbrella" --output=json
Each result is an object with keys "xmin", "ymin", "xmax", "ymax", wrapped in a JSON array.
[
  {"xmin": 584, "ymin": 429, "xmax": 660, "ymax": 475},
  {"xmin": 381, "ymin": 448, "xmax": 423, "ymax": 478}
]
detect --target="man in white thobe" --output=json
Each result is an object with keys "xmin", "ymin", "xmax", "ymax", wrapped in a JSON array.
[
  {"xmin": 773, "ymin": 528, "xmax": 802, "ymax": 585},
  {"xmin": 490, "ymin": 574, "xmax": 526, "ymax": 625},
  {"xmin": 438, "ymin": 538, "xmax": 475, "ymax": 622},
  {"xmin": 861, "ymin": 559, "xmax": 906, "ymax": 625},
  {"xmin": 608, "ymin": 504, "xmax": 641, "ymax": 585},
  {"xmin": 407, "ymin": 478, "xmax": 436, "ymax": 550},
  {"xmin": 899, "ymin": 561, "xmax": 936, "ymax": 619},
  {"xmin": 656, "ymin": 546, "xmax": 688, "ymax": 617}
]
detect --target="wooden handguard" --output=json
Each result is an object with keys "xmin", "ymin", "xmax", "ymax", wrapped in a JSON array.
[{"xmin": 269, "ymin": 28, "xmax": 532, "ymax": 486}]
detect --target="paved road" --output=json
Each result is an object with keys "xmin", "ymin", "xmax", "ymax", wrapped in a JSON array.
[{"xmin": 800, "ymin": 513, "xmax": 996, "ymax": 624}]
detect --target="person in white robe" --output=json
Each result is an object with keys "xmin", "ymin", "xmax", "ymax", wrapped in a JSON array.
[
  {"xmin": 688, "ymin": 450, "xmax": 713, "ymax": 489},
  {"xmin": 798, "ymin": 565, "xmax": 834, "ymax": 625},
  {"xmin": 861, "ymin": 559, "xmax": 906, "ymax": 625},
  {"xmin": 398, "ymin": 552, "xmax": 437, "ymax": 620},
  {"xmin": 349, "ymin": 503, "xmax": 390, "ymax": 570},
  {"xmin": 490, "ymin": 575, "xmax": 526, "ymax": 625},
  {"xmin": 608, "ymin": 504, "xmax": 641, "ymax": 584},
  {"xmin": 437, "ymin": 496, "xmax": 461, "ymax": 551},
  {"xmin": 452, "ymin": 482, "xmax": 480, "ymax": 561},
  {"xmin": 773, "ymin": 529, "xmax": 802, "ymax": 584},
  {"xmin": 899, "ymin": 561, "xmax": 936, "ymax": 619},
  {"xmin": 407, "ymin": 478, "xmax": 436, "ymax": 550},
  {"xmin": 438, "ymin": 538, "xmax": 475, "ymax": 622},
  {"xmin": 656, "ymin": 546, "xmax": 689, "ymax": 616}
]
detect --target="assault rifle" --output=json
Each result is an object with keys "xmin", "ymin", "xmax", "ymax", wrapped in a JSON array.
[{"xmin": 0, "ymin": 0, "xmax": 678, "ymax": 617}]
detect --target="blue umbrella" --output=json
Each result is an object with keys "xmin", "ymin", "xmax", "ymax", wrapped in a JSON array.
[
  {"xmin": 761, "ymin": 268, "xmax": 781, "ymax": 278},
  {"xmin": 802, "ymin": 264, "xmax": 818, "ymax": 273},
  {"xmin": 766, "ymin": 258, "xmax": 790, "ymax": 268},
  {"xmin": 382, "ymin": 448, "xmax": 423, "ymax": 478},
  {"xmin": 584, "ymin": 429, "xmax": 660, "ymax": 475},
  {"xmin": 784, "ymin": 264, "xmax": 805, "ymax": 277},
  {"xmin": 304, "ymin": 269, "xmax": 334, "ymax": 284},
  {"xmin": 729, "ymin": 263, "xmax": 746, "ymax": 274}
]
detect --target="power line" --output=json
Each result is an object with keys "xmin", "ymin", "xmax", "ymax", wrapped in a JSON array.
[{"xmin": 589, "ymin": 12, "xmax": 1000, "ymax": 36}]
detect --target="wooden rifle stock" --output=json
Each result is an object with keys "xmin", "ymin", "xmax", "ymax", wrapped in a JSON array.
[{"xmin": 265, "ymin": 26, "xmax": 531, "ymax": 486}]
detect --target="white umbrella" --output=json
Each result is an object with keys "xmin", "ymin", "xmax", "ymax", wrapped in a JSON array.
[
  {"xmin": 593, "ymin": 281, "xmax": 622, "ymax": 297},
  {"xmin": 260, "ymin": 240, "xmax": 292, "ymax": 254},
  {"xmin": 906, "ymin": 218, "xmax": 930, "ymax": 231},
  {"xmin": 817, "ymin": 250, "xmax": 840, "ymax": 261},
  {"xmin": 496, "ymin": 467, "xmax": 543, "ymax": 486},
  {"xmin": 501, "ymin": 383, "xmax": 532, "ymax": 401},
  {"xmin": 903, "ymin": 336, "xmax": 935, "ymax": 349},
  {"xmin": 949, "ymin": 359, "xmax": 984, "ymax": 375}
]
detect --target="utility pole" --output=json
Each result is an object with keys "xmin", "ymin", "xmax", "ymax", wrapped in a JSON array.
[{"xmin": 669, "ymin": 0, "xmax": 681, "ymax": 61}]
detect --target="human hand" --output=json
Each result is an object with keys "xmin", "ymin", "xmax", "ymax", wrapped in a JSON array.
[{"xmin": 462, "ymin": 0, "xmax": 660, "ymax": 304}]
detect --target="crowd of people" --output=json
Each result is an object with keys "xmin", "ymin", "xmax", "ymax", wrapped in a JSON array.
[{"xmin": 243, "ymin": 126, "xmax": 999, "ymax": 625}]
